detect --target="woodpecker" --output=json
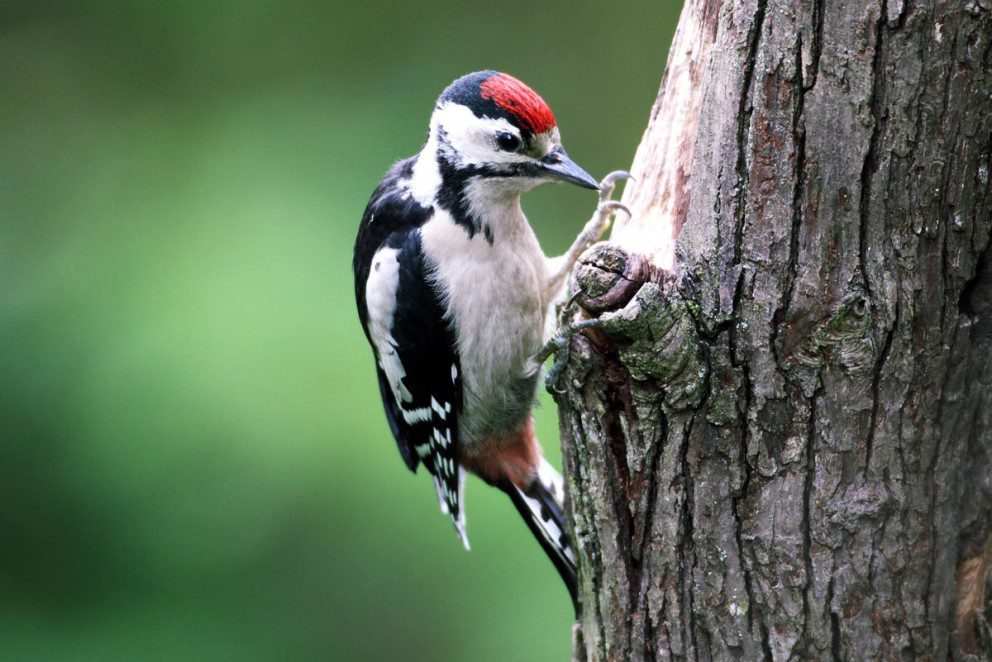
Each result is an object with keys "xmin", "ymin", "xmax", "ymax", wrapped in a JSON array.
[{"xmin": 353, "ymin": 70, "xmax": 628, "ymax": 604}]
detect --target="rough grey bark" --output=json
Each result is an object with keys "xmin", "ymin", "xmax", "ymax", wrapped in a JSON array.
[{"xmin": 556, "ymin": 0, "xmax": 992, "ymax": 659}]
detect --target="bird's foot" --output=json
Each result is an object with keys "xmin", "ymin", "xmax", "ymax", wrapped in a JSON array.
[
  {"xmin": 535, "ymin": 172, "xmax": 634, "ymax": 392},
  {"xmin": 569, "ymin": 171, "xmax": 632, "ymax": 255},
  {"xmin": 599, "ymin": 170, "xmax": 632, "ymax": 204},
  {"xmin": 591, "ymin": 170, "xmax": 633, "ymax": 234},
  {"xmin": 534, "ymin": 318, "xmax": 608, "ymax": 394}
]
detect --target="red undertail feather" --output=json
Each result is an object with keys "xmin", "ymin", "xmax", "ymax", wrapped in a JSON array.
[{"xmin": 459, "ymin": 418, "xmax": 541, "ymax": 489}]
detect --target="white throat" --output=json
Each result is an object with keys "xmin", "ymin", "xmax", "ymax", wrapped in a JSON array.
[{"xmin": 461, "ymin": 177, "xmax": 529, "ymax": 238}]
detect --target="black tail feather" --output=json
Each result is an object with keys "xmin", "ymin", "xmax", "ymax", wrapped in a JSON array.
[{"xmin": 503, "ymin": 460, "xmax": 578, "ymax": 612}]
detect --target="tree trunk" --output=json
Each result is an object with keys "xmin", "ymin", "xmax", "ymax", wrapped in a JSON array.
[{"xmin": 557, "ymin": 0, "xmax": 992, "ymax": 659}]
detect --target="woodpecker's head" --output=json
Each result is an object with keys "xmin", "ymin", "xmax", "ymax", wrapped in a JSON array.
[{"xmin": 415, "ymin": 71, "xmax": 599, "ymax": 199}]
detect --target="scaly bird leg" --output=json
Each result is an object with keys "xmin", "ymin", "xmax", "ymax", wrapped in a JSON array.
[
  {"xmin": 531, "ymin": 318, "xmax": 610, "ymax": 393},
  {"xmin": 544, "ymin": 170, "xmax": 632, "ymax": 303}
]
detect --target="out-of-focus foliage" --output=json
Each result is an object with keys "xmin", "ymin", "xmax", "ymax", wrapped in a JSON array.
[{"xmin": 0, "ymin": 2, "xmax": 678, "ymax": 659}]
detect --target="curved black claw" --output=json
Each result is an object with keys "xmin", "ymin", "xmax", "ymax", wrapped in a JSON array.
[{"xmin": 545, "ymin": 340, "xmax": 572, "ymax": 394}]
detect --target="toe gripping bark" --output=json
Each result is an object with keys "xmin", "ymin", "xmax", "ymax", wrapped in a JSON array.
[{"xmin": 544, "ymin": 242, "xmax": 708, "ymax": 413}]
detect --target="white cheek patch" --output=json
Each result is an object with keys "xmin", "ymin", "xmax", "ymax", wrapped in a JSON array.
[{"xmin": 431, "ymin": 102, "xmax": 530, "ymax": 168}]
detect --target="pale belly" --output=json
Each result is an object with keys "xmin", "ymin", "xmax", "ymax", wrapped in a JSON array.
[
  {"xmin": 453, "ymin": 258, "xmax": 546, "ymax": 446},
  {"xmin": 421, "ymin": 211, "xmax": 550, "ymax": 447}
]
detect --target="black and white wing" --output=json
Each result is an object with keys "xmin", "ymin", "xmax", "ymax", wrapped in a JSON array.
[{"xmin": 354, "ymin": 162, "xmax": 467, "ymax": 546}]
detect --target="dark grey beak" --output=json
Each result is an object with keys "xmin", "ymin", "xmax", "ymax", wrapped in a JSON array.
[{"xmin": 539, "ymin": 149, "xmax": 600, "ymax": 190}]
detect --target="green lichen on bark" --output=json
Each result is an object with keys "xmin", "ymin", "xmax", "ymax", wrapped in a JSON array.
[
  {"xmin": 607, "ymin": 282, "xmax": 707, "ymax": 411},
  {"xmin": 780, "ymin": 288, "xmax": 878, "ymax": 395}
]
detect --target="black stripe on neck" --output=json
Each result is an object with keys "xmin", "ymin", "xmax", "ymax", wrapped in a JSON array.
[
  {"xmin": 432, "ymin": 132, "xmax": 544, "ymax": 245},
  {"xmin": 433, "ymin": 128, "xmax": 494, "ymax": 244}
]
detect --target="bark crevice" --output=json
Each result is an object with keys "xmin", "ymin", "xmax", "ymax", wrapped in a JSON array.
[{"xmin": 559, "ymin": 1, "xmax": 992, "ymax": 659}]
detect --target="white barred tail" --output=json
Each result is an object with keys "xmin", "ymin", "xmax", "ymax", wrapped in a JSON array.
[{"xmin": 506, "ymin": 458, "xmax": 577, "ymax": 606}]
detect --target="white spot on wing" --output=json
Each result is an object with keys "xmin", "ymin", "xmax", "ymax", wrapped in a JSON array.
[
  {"xmin": 431, "ymin": 461, "xmax": 469, "ymax": 550},
  {"xmin": 453, "ymin": 466, "xmax": 468, "ymax": 549},
  {"xmin": 434, "ymin": 477, "xmax": 450, "ymax": 515},
  {"xmin": 430, "ymin": 397, "xmax": 447, "ymax": 420}
]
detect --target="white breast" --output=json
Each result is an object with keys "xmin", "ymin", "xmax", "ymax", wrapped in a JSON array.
[{"xmin": 420, "ymin": 204, "xmax": 550, "ymax": 446}]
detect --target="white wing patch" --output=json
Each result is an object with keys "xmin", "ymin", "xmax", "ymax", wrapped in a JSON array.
[
  {"xmin": 365, "ymin": 246, "xmax": 467, "ymax": 549},
  {"xmin": 365, "ymin": 247, "xmax": 431, "ymax": 425}
]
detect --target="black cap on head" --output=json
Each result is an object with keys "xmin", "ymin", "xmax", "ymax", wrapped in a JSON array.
[{"xmin": 437, "ymin": 71, "xmax": 557, "ymax": 139}]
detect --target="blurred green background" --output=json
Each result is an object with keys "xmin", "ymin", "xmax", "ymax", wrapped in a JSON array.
[{"xmin": 0, "ymin": 2, "xmax": 678, "ymax": 659}]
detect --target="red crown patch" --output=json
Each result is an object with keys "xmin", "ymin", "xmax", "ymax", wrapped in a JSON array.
[{"xmin": 479, "ymin": 73, "xmax": 557, "ymax": 135}]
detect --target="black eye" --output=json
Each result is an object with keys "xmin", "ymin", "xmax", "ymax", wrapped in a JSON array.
[{"xmin": 496, "ymin": 131, "xmax": 521, "ymax": 152}]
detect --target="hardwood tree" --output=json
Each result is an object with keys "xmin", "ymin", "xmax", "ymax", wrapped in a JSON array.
[{"xmin": 554, "ymin": 0, "xmax": 992, "ymax": 658}]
